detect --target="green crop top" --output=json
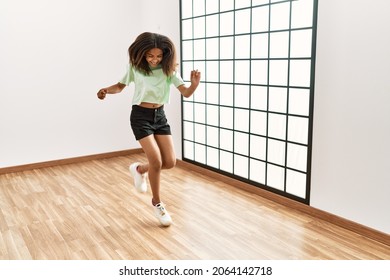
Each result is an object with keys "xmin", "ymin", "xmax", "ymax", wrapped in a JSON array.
[{"xmin": 119, "ymin": 64, "xmax": 185, "ymax": 105}]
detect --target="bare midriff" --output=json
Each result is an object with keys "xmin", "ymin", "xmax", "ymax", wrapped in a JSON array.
[{"xmin": 139, "ymin": 102, "xmax": 163, "ymax": 109}]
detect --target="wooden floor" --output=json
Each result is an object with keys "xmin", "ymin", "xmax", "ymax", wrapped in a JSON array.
[{"xmin": 0, "ymin": 153, "xmax": 389, "ymax": 260}]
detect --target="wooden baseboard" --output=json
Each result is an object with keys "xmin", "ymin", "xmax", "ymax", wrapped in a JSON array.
[
  {"xmin": 0, "ymin": 148, "xmax": 143, "ymax": 175},
  {"xmin": 177, "ymin": 159, "xmax": 390, "ymax": 247}
]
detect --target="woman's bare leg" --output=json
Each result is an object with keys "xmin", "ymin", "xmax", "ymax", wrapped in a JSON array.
[{"xmin": 137, "ymin": 134, "xmax": 176, "ymax": 204}]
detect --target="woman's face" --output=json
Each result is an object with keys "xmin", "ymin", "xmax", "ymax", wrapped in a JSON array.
[{"xmin": 145, "ymin": 48, "xmax": 163, "ymax": 68}]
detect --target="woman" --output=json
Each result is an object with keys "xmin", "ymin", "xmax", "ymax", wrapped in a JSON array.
[{"xmin": 97, "ymin": 32, "xmax": 201, "ymax": 226}]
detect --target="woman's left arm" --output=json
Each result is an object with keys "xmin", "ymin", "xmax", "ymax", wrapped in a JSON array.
[{"xmin": 177, "ymin": 70, "xmax": 201, "ymax": 98}]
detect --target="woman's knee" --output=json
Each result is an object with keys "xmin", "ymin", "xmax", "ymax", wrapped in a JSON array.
[
  {"xmin": 162, "ymin": 157, "xmax": 176, "ymax": 170},
  {"xmin": 149, "ymin": 159, "xmax": 163, "ymax": 172}
]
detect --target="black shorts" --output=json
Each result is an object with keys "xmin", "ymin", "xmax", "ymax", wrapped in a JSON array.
[{"xmin": 130, "ymin": 105, "xmax": 172, "ymax": 140}]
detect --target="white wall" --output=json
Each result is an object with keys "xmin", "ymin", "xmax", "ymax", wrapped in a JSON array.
[
  {"xmin": 0, "ymin": 0, "xmax": 183, "ymax": 168},
  {"xmin": 0, "ymin": 0, "xmax": 138, "ymax": 167},
  {"xmin": 311, "ymin": 0, "xmax": 390, "ymax": 233}
]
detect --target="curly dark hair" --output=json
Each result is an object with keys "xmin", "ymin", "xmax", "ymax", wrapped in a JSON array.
[{"xmin": 128, "ymin": 32, "xmax": 177, "ymax": 76}]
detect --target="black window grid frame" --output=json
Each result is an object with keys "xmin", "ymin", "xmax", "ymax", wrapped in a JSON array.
[{"xmin": 180, "ymin": 0, "xmax": 319, "ymax": 204}]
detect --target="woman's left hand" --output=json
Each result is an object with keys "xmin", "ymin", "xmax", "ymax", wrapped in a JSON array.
[{"xmin": 190, "ymin": 70, "xmax": 201, "ymax": 87}]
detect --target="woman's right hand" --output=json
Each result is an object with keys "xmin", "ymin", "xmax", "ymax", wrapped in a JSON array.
[{"xmin": 97, "ymin": 88, "xmax": 107, "ymax": 100}]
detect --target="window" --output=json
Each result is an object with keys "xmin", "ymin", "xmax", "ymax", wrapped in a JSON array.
[{"xmin": 180, "ymin": 0, "xmax": 318, "ymax": 204}]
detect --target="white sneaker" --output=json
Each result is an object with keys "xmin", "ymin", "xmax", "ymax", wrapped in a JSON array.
[
  {"xmin": 153, "ymin": 203, "xmax": 172, "ymax": 227},
  {"xmin": 129, "ymin": 162, "xmax": 147, "ymax": 193}
]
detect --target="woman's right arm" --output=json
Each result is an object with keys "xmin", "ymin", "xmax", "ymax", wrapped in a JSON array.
[{"xmin": 97, "ymin": 83, "xmax": 126, "ymax": 100}]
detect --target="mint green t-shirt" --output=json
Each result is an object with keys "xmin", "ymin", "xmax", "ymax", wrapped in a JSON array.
[{"xmin": 119, "ymin": 64, "xmax": 185, "ymax": 105}]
